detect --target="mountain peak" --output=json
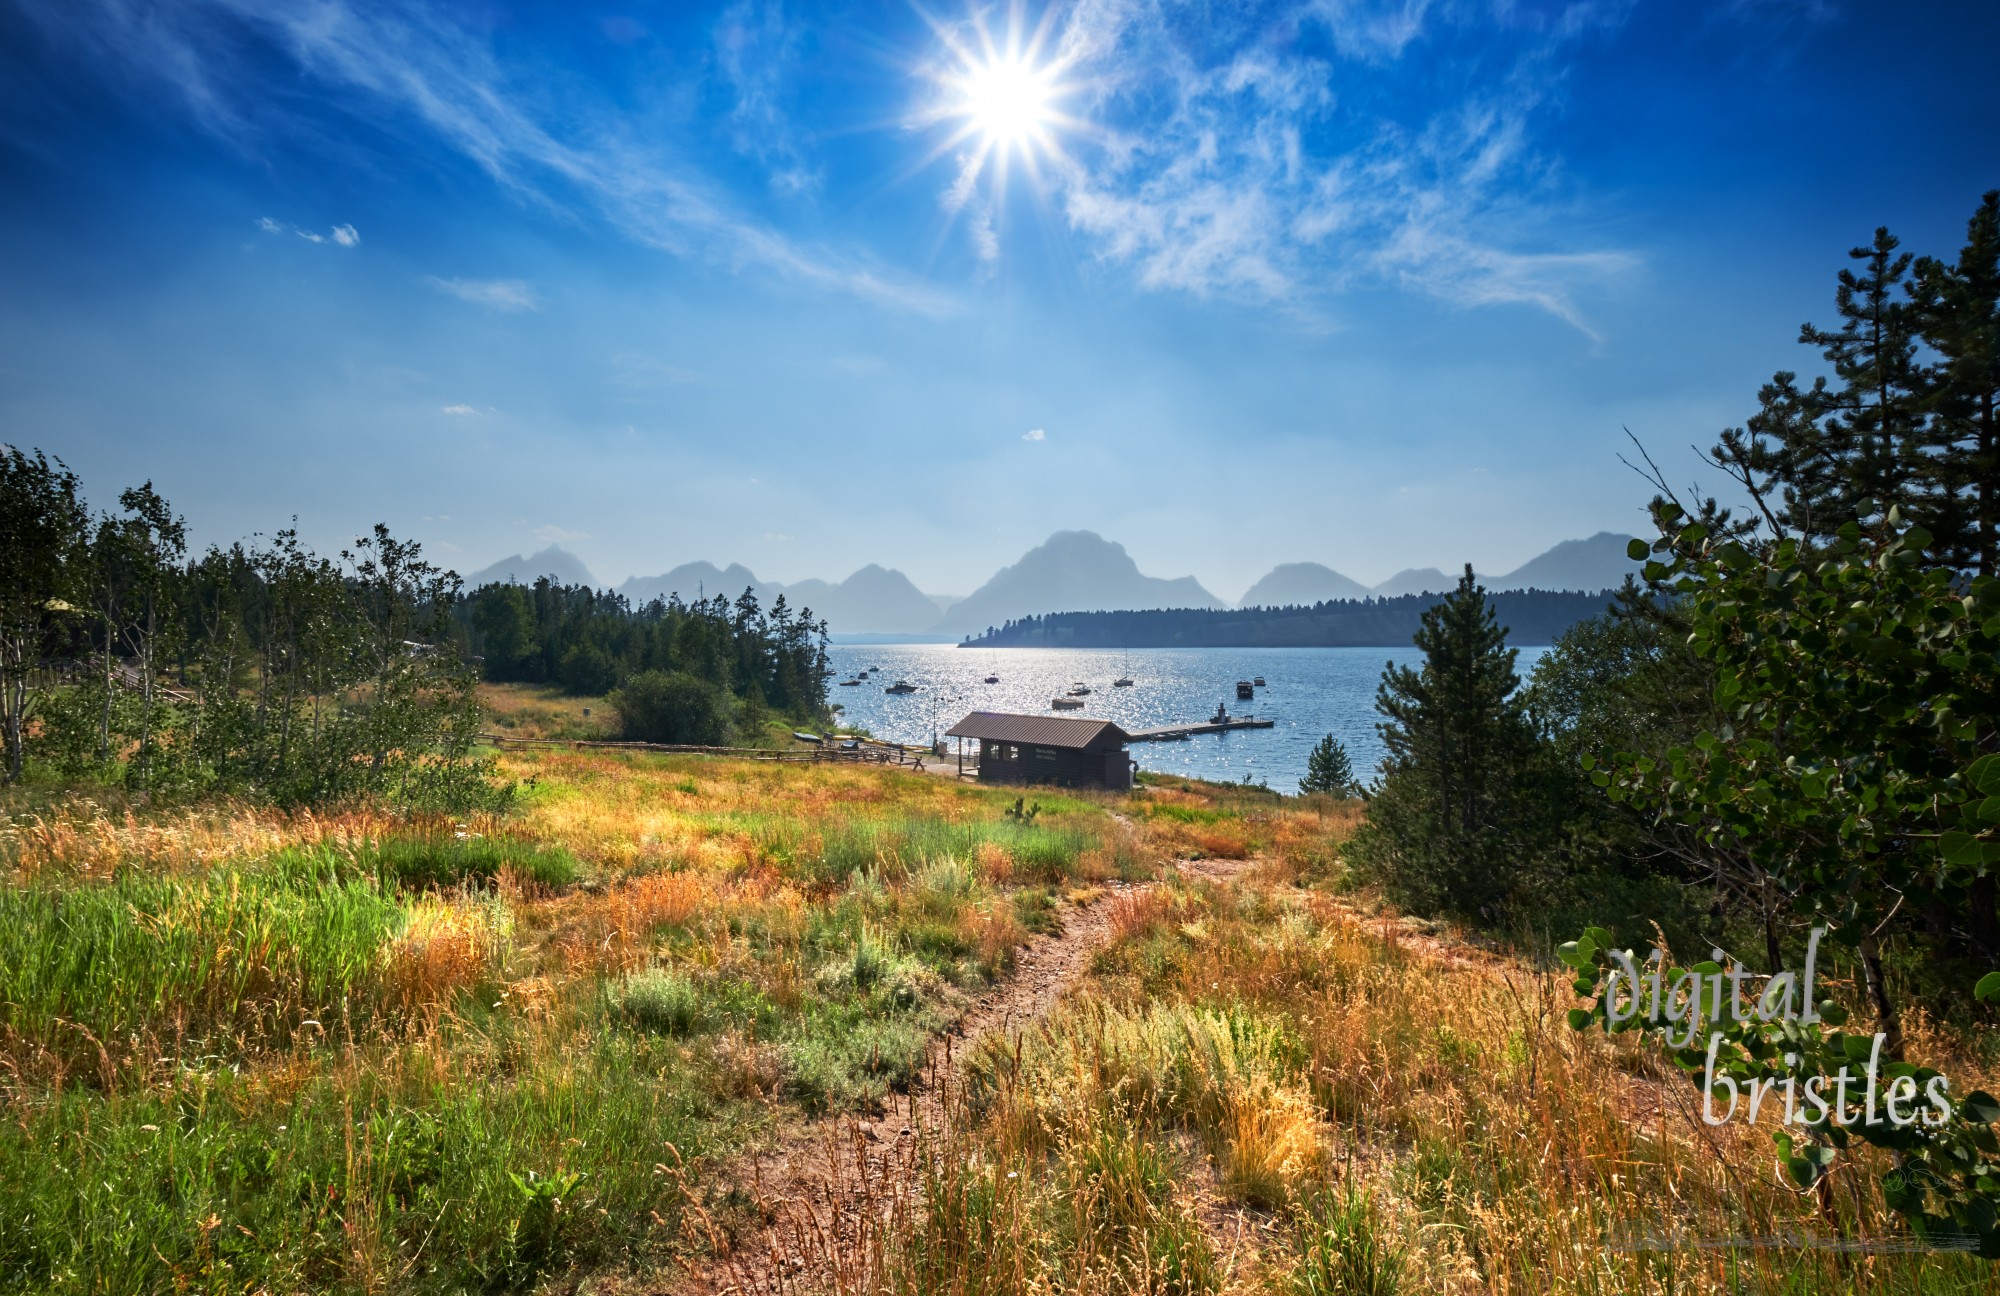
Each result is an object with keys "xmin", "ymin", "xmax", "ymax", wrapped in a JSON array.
[
  {"xmin": 463, "ymin": 544, "xmax": 598, "ymax": 590},
  {"xmin": 936, "ymin": 530, "xmax": 1221, "ymax": 636}
]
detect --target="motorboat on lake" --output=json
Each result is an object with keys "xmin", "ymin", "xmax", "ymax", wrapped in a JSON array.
[
  {"xmin": 1252, "ymin": 676, "xmax": 1265, "ymax": 687},
  {"xmin": 1236, "ymin": 680, "xmax": 1255, "ymax": 700},
  {"xmin": 1067, "ymin": 682, "xmax": 1092, "ymax": 696},
  {"xmin": 838, "ymin": 678, "xmax": 862, "ymax": 686},
  {"xmin": 984, "ymin": 673, "xmax": 1000, "ymax": 683},
  {"xmin": 885, "ymin": 680, "xmax": 918, "ymax": 694},
  {"xmin": 1051, "ymin": 696, "xmax": 1086, "ymax": 710}
]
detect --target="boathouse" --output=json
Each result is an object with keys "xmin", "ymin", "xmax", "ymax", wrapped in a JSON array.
[{"xmin": 945, "ymin": 711, "xmax": 1135, "ymax": 790}]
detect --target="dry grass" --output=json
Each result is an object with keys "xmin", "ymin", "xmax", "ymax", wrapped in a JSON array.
[{"xmin": 856, "ymin": 849, "xmax": 1999, "ymax": 1295}]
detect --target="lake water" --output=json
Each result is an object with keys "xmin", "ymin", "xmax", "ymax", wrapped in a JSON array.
[{"xmin": 826, "ymin": 644, "xmax": 1549, "ymax": 791}]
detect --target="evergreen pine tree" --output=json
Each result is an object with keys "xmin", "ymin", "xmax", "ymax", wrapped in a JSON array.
[
  {"xmin": 1914, "ymin": 190, "xmax": 2000, "ymax": 577},
  {"xmin": 1299, "ymin": 733, "xmax": 1356, "ymax": 796},
  {"xmin": 1711, "ymin": 226, "xmax": 1928, "ymax": 543},
  {"xmin": 1349, "ymin": 565, "xmax": 1545, "ymax": 917},
  {"xmin": 1799, "ymin": 227, "xmax": 1925, "ymax": 523}
]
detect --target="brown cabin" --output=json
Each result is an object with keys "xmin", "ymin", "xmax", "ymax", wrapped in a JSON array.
[{"xmin": 945, "ymin": 711, "xmax": 1134, "ymax": 790}]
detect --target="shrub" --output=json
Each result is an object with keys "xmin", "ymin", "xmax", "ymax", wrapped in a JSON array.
[
  {"xmin": 610, "ymin": 670, "xmax": 732, "ymax": 746},
  {"xmin": 618, "ymin": 969, "xmax": 706, "ymax": 1036}
]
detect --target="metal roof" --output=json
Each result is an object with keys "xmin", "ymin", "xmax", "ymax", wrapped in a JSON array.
[{"xmin": 945, "ymin": 711, "xmax": 1129, "ymax": 748}]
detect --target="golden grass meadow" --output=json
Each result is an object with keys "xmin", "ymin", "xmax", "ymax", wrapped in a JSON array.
[{"xmin": 0, "ymin": 686, "xmax": 1994, "ymax": 1295}]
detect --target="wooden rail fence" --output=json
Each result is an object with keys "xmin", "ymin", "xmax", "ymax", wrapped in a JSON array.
[{"xmin": 476, "ymin": 733, "xmax": 930, "ymax": 767}]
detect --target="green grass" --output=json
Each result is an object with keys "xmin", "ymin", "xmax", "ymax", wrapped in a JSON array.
[
  {"xmin": 617, "ymin": 968, "xmax": 707, "ymax": 1036},
  {"xmin": 0, "ymin": 1029, "xmax": 735, "ymax": 1295},
  {"xmin": 0, "ymin": 865, "xmax": 404, "ymax": 1079},
  {"xmin": 715, "ymin": 810, "xmax": 1107, "ymax": 889},
  {"xmin": 342, "ymin": 834, "xmax": 581, "ymax": 891}
]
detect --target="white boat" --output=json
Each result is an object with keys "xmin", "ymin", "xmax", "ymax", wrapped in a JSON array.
[
  {"xmin": 885, "ymin": 680, "xmax": 917, "ymax": 694},
  {"xmin": 1067, "ymin": 682, "xmax": 1092, "ymax": 696},
  {"xmin": 1051, "ymin": 697, "xmax": 1085, "ymax": 710}
]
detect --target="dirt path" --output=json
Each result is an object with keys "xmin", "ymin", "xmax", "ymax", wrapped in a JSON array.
[{"xmin": 671, "ymin": 855, "xmax": 1253, "ymax": 1295}]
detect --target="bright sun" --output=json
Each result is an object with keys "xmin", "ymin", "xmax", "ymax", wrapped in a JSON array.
[{"xmin": 956, "ymin": 56, "xmax": 1058, "ymax": 149}]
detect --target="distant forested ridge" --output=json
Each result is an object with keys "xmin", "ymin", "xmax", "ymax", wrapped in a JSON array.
[{"xmin": 959, "ymin": 587, "xmax": 1624, "ymax": 648}]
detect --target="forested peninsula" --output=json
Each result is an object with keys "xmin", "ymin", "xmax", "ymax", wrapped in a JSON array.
[{"xmin": 958, "ymin": 585, "xmax": 1623, "ymax": 648}]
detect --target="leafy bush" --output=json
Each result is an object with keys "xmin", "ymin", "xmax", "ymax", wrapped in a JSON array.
[{"xmin": 610, "ymin": 670, "xmax": 732, "ymax": 745}]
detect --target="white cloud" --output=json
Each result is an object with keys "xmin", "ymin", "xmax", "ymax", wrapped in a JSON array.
[
  {"xmin": 426, "ymin": 276, "xmax": 538, "ymax": 312},
  {"xmin": 439, "ymin": 404, "xmax": 477, "ymax": 415},
  {"xmin": 713, "ymin": 0, "xmax": 821, "ymax": 199},
  {"xmin": 1023, "ymin": 428, "xmax": 1046, "ymax": 442},
  {"xmin": 763, "ymin": 531, "xmax": 794, "ymax": 542},
  {"xmin": 255, "ymin": 215, "xmax": 359, "ymax": 247},
  {"xmin": 533, "ymin": 524, "xmax": 588, "ymax": 543},
  {"xmin": 26, "ymin": 0, "xmax": 950, "ymax": 316}
]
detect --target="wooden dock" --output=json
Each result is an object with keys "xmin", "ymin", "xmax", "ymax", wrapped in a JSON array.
[{"xmin": 1127, "ymin": 717, "xmax": 1276, "ymax": 742}]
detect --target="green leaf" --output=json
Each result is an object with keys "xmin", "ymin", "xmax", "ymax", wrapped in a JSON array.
[
  {"xmin": 1566, "ymin": 1008, "xmax": 1594, "ymax": 1032},
  {"xmin": 1976, "ymin": 972, "xmax": 2000, "ymax": 1004},
  {"xmin": 1627, "ymin": 538, "xmax": 1651, "ymax": 561},
  {"xmin": 1942, "ymin": 831, "xmax": 1988, "ymax": 869},
  {"xmin": 1578, "ymin": 752, "xmax": 1596, "ymax": 771},
  {"xmin": 1969, "ymin": 754, "xmax": 2000, "ymax": 798},
  {"xmin": 1818, "ymin": 1001, "xmax": 1849, "ymax": 1026},
  {"xmin": 1966, "ymin": 1091, "xmax": 2000, "ymax": 1124},
  {"xmin": 1556, "ymin": 941, "xmax": 1586, "ymax": 969}
]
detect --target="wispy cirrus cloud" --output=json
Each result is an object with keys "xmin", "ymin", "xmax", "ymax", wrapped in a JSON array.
[
  {"xmin": 426, "ymin": 276, "xmax": 537, "ymax": 312},
  {"xmin": 933, "ymin": 0, "xmax": 1637, "ymax": 334},
  {"xmin": 19, "ymin": 0, "xmax": 951, "ymax": 316},
  {"xmin": 257, "ymin": 215, "xmax": 360, "ymax": 246},
  {"xmin": 712, "ymin": 0, "xmax": 820, "ymax": 199}
]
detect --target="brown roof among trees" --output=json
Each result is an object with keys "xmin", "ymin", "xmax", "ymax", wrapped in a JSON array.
[{"xmin": 944, "ymin": 711, "xmax": 1129, "ymax": 748}]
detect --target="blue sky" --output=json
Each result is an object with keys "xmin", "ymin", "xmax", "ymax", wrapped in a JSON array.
[{"xmin": 1, "ymin": 0, "xmax": 1995, "ymax": 599}]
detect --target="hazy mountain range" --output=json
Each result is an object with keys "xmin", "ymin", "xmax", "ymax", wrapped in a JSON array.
[{"xmin": 462, "ymin": 530, "xmax": 1643, "ymax": 636}]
